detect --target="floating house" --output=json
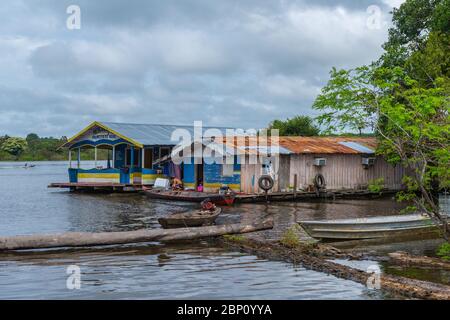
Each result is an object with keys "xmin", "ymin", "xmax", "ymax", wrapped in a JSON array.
[
  {"xmin": 173, "ymin": 136, "xmax": 406, "ymax": 193},
  {"xmin": 56, "ymin": 121, "xmax": 237, "ymax": 190},
  {"xmin": 53, "ymin": 121, "xmax": 406, "ymax": 193}
]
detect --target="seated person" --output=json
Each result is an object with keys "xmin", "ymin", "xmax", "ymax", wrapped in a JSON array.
[{"xmin": 172, "ymin": 178, "xmax": 183, "ymax": 190}]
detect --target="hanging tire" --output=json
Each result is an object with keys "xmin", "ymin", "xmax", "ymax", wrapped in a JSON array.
[
  {"xmin": 314, "ymin": 173, "xmax": 326, "ymax": 190},
  {"xmin": 258, "ymin": 175, "xmax": 274, "ymax": 191}
]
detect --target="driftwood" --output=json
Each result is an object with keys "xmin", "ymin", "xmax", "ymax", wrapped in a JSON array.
[
  {"xmin": 388, "ymin": 251, "xmax": 450, "ymax": 270},
  {"xmin": 0, "ymin": 220, "xmax": 273, "ymax": 251},
  {"xmin": 221, "ymin": 237, "xmax": 450, "ymax": 300}
]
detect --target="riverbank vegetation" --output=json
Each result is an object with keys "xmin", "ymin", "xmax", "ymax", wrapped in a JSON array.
[
  {"xmin": 313, "ymin": 0, "xmax": 450, "ymax": 238},
  {"xmin": 0, "ymin": 133, "xmax": 107, "ymax": 161}
]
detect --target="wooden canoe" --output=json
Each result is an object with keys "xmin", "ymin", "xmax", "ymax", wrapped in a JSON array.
[
  {"xmin": 298, "ymin": 213, "xmax": 447, "ymax": 240},
  {"xmin": 144, "ymin": 189, "xmax": 235, "ymax": 205},
  {"xmin": 158, "ymin": 207, "xmax": 222, "ymax": 229}
]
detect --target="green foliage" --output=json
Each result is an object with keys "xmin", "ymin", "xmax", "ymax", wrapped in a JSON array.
[
  {"xmin": 268, "ymin": 116, "xmax": 320, "ymax": 136},
  {"xmin": 436, "ymin": 243, "xmax": 450, "ymax": 261},
  {"xmin": 1, "ymin": 137, "xmax": 27, "ymax": 159},
  {"xmin": 380, "ymin": 0, "xmax": 450, "ymax": 69},
  {"xmin": 280, "ymin": 225, "xmax": 301, "ymax": 248},
  {"xmin": 368, "ymin": 178, "xmax": 385, "ymax": 193},
  {"xmin": 0, "ymin": 134, "xmax": 108, "ymax": 161},
  {"xmin": 313, "ymin": 0, "xmax": 450, "ymax": 237}
]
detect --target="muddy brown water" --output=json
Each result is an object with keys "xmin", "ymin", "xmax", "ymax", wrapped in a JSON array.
[{"xmin": 0, "ymin": 161, "xmax": 448, "ymax": 299}]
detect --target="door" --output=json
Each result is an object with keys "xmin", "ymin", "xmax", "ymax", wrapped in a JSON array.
[{"xmin": 195, "ymin": 163, "xmax": 204, "ymax": 188}]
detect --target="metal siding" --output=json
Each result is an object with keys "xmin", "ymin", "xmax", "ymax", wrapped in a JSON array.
[{"xmin": 288, "ymin": 154, "xmax": 405, "ymax": 190}]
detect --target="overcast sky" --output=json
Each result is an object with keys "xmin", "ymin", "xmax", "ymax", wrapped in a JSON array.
[{"xmin": 0, "ymin": 0, "xmax": 404, "ymax": 137}]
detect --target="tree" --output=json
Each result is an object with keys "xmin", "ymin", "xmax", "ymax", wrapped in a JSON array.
[
  {"xmin": 381, "ymin": 0, "xmax": 449, "ymax": 68},
  {"xmin": 1, "ymin": 138, "xmax": 28, "ymax": 160},
  {"xmin": 268, "ymin": 116, "xmax": 320, "ymax": 136},
  {"xmin": 313, "ymin": 0, "xmax": 450, "ymax": 239}
]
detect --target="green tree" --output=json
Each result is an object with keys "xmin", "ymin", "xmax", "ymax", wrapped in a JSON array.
[
  {"xmin": 1, "ymin": 137, "xmax": 28, "ymax": 160},
  {"xmin": 381, "ymin": 0, "xmax": 449, "ymax": 68},
  {"xmin": 268, "ymin": 116, "xmax": 320, "ymax": 136},
  {"xmin": 313, "ymin": 0, "xmax": 450, "ymax": 239}
]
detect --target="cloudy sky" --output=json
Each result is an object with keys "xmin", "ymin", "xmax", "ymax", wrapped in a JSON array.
[{"xmin": 0, "ymin": 0, "xmax": 404, "ymax": 137}]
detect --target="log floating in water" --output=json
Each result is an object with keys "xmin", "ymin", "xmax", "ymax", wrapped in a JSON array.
[
  {"xmin": 388, "ymin": 251, "xmax": 450, "ymax": 270},
  {"xmin": 0, "ymin": 220, "xmax": 273, "ymax": 251}
]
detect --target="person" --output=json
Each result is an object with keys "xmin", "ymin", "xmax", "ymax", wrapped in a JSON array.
[
  {"xmin": 172, "ymin": 178, "xmax": 183, "ymax": 190},
  {"xmin": 197, "ymin": 180, "xmax": 204, "ymax": 192}
]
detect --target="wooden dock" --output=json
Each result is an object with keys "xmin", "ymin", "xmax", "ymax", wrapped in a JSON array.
[
  {"xmin": 48, "ymin": 182, "xmax": 142, "ymax": 192},
  {"xmin": 235, "ymin": 189, "xmax": 398, "ymax": 203}
]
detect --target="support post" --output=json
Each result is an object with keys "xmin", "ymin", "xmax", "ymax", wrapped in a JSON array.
[
  {"xmin": 142, "ymin": 148, "xmax": 145, "ymax": 169},
  {"xmin": 68, "ymin": 150, "xmax": 72, "ymax": 168},
  {"xmin": 130, "ymin": 146, "xmax": 135, "ymax": 185},
  {"xmin": 293, "ymin": 174, "xmax": 298, "ymax": 200},
  {"xmin": 94, "ymin": 147, "xmax": 97, "ymax": 168},
  {"xmin": 112, "ymin": 145, "xmax": 115, "ymax": 169},
  {"xmin": 77, "ymin": 148, "xmax": 81, "ymax": 168}
]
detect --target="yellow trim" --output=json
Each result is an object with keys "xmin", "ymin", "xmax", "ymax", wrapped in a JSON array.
[
  {"xmin": 184, "ymin": 182, "xmax": 195, "ymax": 187},
  {"xmin": 62, "ymin": 121, "xmax": 143, "ymax": 149},
  {"xmin": 204, "ymin": 183, "xmax": 240, "ymax": 189},
  {"xmin": 142, "ymin": 174, "xmax": 166, "ymax": 179},
  {"xmin": 78, "ymin": 173, "xmax": 120, "ymax": 179}
]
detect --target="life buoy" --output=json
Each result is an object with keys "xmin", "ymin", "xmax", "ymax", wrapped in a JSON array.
[
  {"xmin": 314, "ymin": 173, "xmax": 326, "ymax": 189},
  {"xmin": 258, "ymin": 175, "xmax": 274, "ymax": 191}
]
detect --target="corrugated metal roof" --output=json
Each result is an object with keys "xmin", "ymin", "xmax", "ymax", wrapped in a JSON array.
[
  {"xmin": 99, "ymin": 122, "xmax": 239, "ymax": 146},
  {"xmin": 215, "ymin": 136, "xmax": 377, "ymax": 155},
  {"xmin": 278, "ymin": 137, "xmax": 377, "ymax": 154},
  {"xmin": 65, "ymin": 121, "xmax": 377, "ymax": 154},
  {"xmin": 338, "ymin": 141, "xmax": 375, "ymax": 154}
]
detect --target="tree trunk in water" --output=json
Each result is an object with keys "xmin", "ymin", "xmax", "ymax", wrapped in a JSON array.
[
  {"xmin": 0, "ymin": 220, "xmax": 273, "ymax": 251},
  {"xmin": 388, "ymin": 251, "xmax": 450, "ymax": 270}
]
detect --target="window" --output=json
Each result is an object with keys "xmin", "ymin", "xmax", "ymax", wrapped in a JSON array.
[{"xmin": 222, "ymin": 164, "xmax": 234, "ymax": 177}]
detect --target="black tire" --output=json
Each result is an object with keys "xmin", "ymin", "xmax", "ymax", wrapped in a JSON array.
[
  {"xmin": 258, "ymin": 175, "xmax": 274, "ymax": 191},
  {"xmin": 314, "ymin": 173, "xmax": 326, "ymax": 189}
]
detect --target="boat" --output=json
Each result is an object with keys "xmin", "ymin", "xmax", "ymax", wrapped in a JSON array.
[
  {"xmin": 158, "ymin": 207, "xmax": 222, "ymax": 228},
  {"xmin": 298, "ymin": 213, "xmax": 447, "ymax": 240},
  {"xmin": 144, "ymin": 189, "xmax": 236, "ymax": 205}
]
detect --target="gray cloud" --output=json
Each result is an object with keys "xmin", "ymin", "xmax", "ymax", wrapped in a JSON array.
[{"xmin": 0, "ymin": 1, "xmax": 397, "ymax": 137}]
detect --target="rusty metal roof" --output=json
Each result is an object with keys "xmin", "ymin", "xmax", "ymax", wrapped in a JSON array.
[
  {"xmin": 217, "ymin": 136, "xmax": 376, "ymax": 155},
  {"xmin": 278, "ymin": 137, "xmax": 376, "ymax": 154}
]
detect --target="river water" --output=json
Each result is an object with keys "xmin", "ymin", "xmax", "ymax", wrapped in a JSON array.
[{"xmin": 0, "ymin": 161, "xmax": 446, "ymax": 299}]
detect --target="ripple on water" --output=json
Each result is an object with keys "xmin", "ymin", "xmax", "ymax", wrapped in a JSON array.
[{"xmin": 0, "ymin": 161, "xmax": 417, "ymax": 299}]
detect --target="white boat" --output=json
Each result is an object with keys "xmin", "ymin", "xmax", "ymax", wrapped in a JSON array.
[{"xmin": 298, "ymin": 213, "xmax": 447, "ymax": 240}]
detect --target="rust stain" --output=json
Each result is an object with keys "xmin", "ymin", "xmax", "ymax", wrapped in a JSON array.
[{"xmin": 217, "ymin": 136, "xmax": 377, "ymax": 155}]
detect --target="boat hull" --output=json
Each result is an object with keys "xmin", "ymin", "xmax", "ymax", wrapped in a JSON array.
[
  {"xmin": 298, "ymin": 214, "xmax": 445, "ymax": 240},
  {"xmin": 144, "ymin": 189, "xmax": 235, "ymax": 205},
  {"xmin": 158, "ymin": 208, "xmax": 222, "ymax": 229}
]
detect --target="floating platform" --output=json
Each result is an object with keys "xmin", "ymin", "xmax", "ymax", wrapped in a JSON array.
[
  {"xmin": 48, "ymin": 182, "xmax": 142, "ymax": 192},
  {"xmin": 235, "ymin": 189, "xmax": 398, "ymax": 203}
]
